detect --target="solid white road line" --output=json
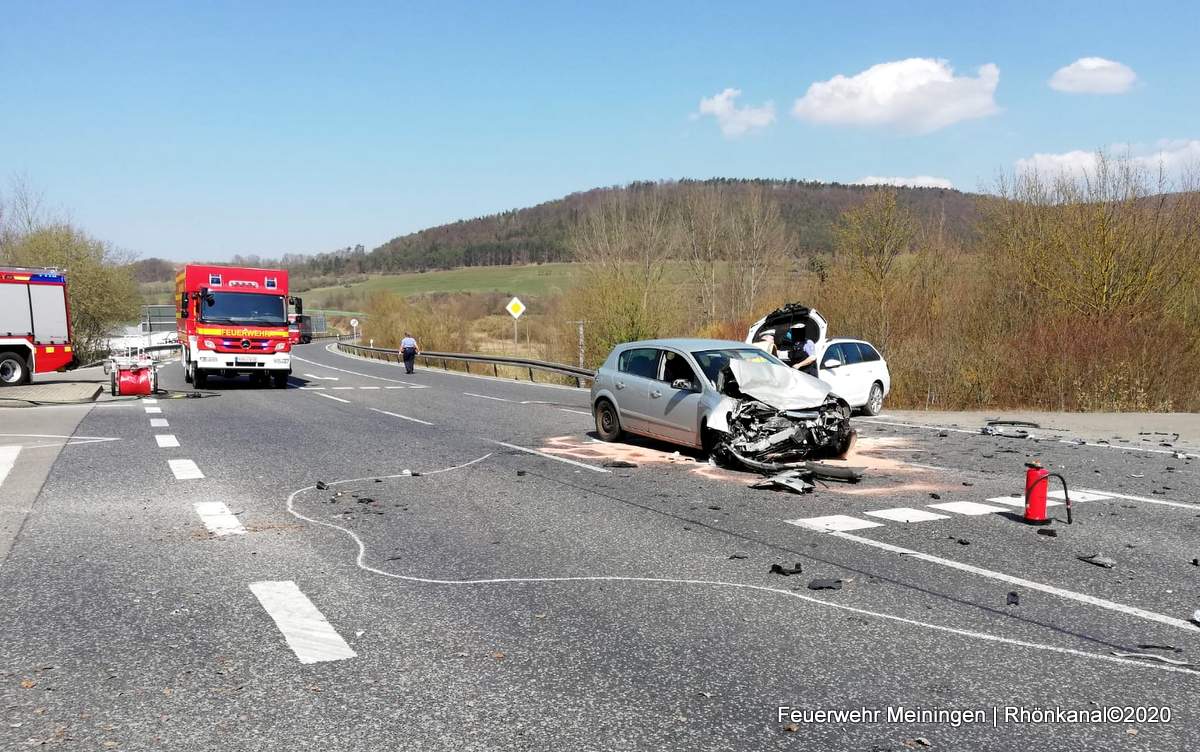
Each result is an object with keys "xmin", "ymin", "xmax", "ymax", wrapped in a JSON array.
[
  {"xmin": 144, "ymin": 407, "xmax": 162, "ymax": 414},
  {"xmin": 0, "ymin": 445, "xmax": 20, "ymax": 490},
  {"xmin": 489, "ymin": 440, "xmax": 610, "ymax": 473},
  {"xmin": 332, "ymin": 386, "xmax": 355, "ymax": 390},
  {"xmin": 830, "ymin": 531, "xmax": 1200, "ymax": 634},
  {"xmin": 315, "ymin": 392, "xmax": 351, "ymax": 404},
  {"xmin": 465, "ymin": 392, "xmax": 511, "ymax": 402},
  {"xmin": 299, "ymin": 386, "xmax": 326, "ymax": 391},
  {"xmin": 1080, "ymin": 488, "xmax": 1200, "ymax": 511},
  {"xmin": 369, "ymin": 408, "xmax": 433, "ymax": 426},
  {"xmin": 193, "ymin": 501, "xmax": 246, "ymax": 536},
  {"xmin": 786, "ymin": 514, "xmax": 882, "ymax": 532},
  {"xmin": 292, "ymin": 354, "xmax": 422, "ymax": 387},
  {"xmin": 384, "ymin": 386, "xmax": 406, "ymax": 390},
  {"xmin": 864, "ymin": 507, "xmax": 950, "ymax": 523},
  {"xmin": 358, "ymin": 386, "xmax": 380, "ymax": 390},
  {"xmin": 927, "ymin": 500, "xmax": 1010, "ymax": 516},
  {"xmin": 150, "ymin": 418, "xmax": 169, "ymax": 428},
  {"xmin": 168, "ymin": 459, "xmax": 204, "ymax": 480},
  {"xmin": 249, "ymin": 580, "xmax": 357, "ymax": 664},
  {"xmin": 154, "ymin": 434, "xmax": 180, "ymax": 448},
  {"xmin": 987, "ymin": 496, "xmax": 1062, "ymax": 508},
  {"xmin": 303, "ymin": 373, "xmax": 339, "ymax": 381},
  {"xmin": 142, "ymin": 398, "xmax": 158, "ymax": 404},
  {"xmin": 558, "ymin": 408, "xmax": 592, "ymax": 416}
]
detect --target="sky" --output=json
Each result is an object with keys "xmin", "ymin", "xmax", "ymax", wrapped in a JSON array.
[{"xmin": 2, "ymin": 0, "xmax": 1198, "ymax": 262}]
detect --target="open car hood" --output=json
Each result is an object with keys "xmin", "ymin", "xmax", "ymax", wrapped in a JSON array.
[{"xmin": 728, "ymin": 358, "xmax": 831, "ymax": 410}]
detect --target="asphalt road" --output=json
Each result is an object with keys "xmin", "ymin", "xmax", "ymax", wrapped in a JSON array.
[{"xmin": 1, "ymin": 342, "xmax": 1197, "ymax": 751}]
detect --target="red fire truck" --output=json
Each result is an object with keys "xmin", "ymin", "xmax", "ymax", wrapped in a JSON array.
[
  {"xmin": 176, "ymin": 264, "xmax": 298, "ymax": 389},
  {"xmin": 0, "ymin": 266, "xmax": 75, "ymax": 386}
]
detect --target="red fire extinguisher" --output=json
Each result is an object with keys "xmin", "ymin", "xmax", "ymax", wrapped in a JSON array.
[{"xmin": 1024, "ymin": 462, "xmax": 1072, "ymax": 525}]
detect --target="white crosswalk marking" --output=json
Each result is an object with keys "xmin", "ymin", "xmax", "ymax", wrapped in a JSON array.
[
  {"xmin": 193, "ymin": 501, "xmax": 246, "ymax": 536},
  {"xmin": 987, "ymin": 496, "xmax": 1062, "ymax": 508},
  {"xmin": 786, "ymin": 514, "xmax": 882, "ymax": 532},
  {"xmin": 144, "ymin": 406, "xmax": 162, "ymax": 414},
  {"xmin": 865, "ymin": 507, "xmax": 950, "ymax": 523},
  {"xmin": 1049, "ymin": 490, "xmax": 1110, "ymax": 502},
  {"xmin": 168, "ymin": 459, "xmax": 204, "ymax": 480},
  {"xmin": 315, "ymin": 392, "xmax": 350, "ymax": 404},
  {"xmin": 249, "ymin": 581, "xmax": 357, "ymax": 664},
  {"xmin": 0, "ymin": 445, "xmax": 20, "ymax": 490},
  {"xmin": 927, "ymin": 501, "xmax": 1010, "ymax": 516},
  {"xmin": 155, "ymin": 434, "xmax": 180, "ymax": 448},
  {"xmin": 150, "ymin": 418, "xmax": 169, "ymax": 428}
]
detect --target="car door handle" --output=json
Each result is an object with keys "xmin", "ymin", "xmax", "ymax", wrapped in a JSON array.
[
  {"xmin": 650, "ymin": 390, "xmax": 662, "ymax": 399},
  {"xmin": 615, "ymin": 381, "xmax": 626, "ymax": 390}
]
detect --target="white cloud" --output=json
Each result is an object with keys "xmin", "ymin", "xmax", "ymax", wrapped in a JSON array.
[
  {"xmin": 856, "ymin": 175, "xmax": 955, "ymax": 189},
  {"xmin": 696, "ymin": 88, "xmax": 776, "ymax": 138},
  {"xmin": 1016, "ymin": 140, "xmax": 1200, "ymax": 178},
  {"xmin": 1048, "ymin": 57, "xmax": 1136, "ymax": 94},
  {"xmin": 792, "ymin": 58, "xmax": 999, "ymax": 133}
]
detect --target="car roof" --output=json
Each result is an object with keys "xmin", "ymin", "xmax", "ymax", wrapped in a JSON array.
[
  {"xmin": 614, "ymin": 338, "xmax": 758, "ymax": 351},
  {"xmin": 827, "ymin": 337, "xmax": 875, "ymax": 345}
]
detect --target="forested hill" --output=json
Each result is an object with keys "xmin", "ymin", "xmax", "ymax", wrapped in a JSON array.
[
  {"xmin": 131, "ymin": 179, "xmax": 982, "ymax": 283},
  {"xmin": 296, "ymin": 179, "xmax": 981, "ymax": 277}
]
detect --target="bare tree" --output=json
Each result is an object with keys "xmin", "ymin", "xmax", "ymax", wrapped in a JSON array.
[
  {"xmin": 834, "ymin": 188, "xmax": 917, "ymax": 347},
  {"xmin": 727, "ymin": 186, "xmax": 788, "ymax": 322},
  {"xmin": 680, "ymin": 184, "xmax": 726, "ymax": 327}
]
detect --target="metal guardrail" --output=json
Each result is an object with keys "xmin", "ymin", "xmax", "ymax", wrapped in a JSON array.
[{"xmin": 337, "ymin": 342, "xmax": 595, "ymax": 387}]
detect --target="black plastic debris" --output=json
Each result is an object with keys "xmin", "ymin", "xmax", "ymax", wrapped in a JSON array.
[
  {"xmin": 807, "ymin": 578, "xmax": 843, "ymax": 591},
  {"xmin": 929, "ymin": 493, "xmax": 942, "ymax": 500},
  {"xmin": 516, "ymin": 470, "xmax": 527, "ymax": 477},
  {"xmin": 315, "ymin": 481, "xmax": 329, "ymax": 490},
  {"xmin": 728, "ymin": 552, "xmax": 749, "ymax": 560},
  {"xmin": 937, "ymin": 431, "xmax": 949, "ymax": 438},
  {"xmin": 1006, "ymin": 591, "xmax": 1020, "ymax": 606},
  {"xmin": 356, "ymin": 497, "xmax": 376, "ymax": 504},
  {"xmin": 1191, "ymin": 558, "xmax": 1198, "ymax": 567},
  {"xmin": 1036, "ymin": 529, "xmax": 1058, "ymax": 538},
  {"xmin": 751, "ymin": 472, "xmax": 813, "ymax": 495},
  {"xmin": 1137, "ymin": 644, "xmax": 1182, "ymax": 653},
  {"xmin": 769, "ymin": 562, "xmax": 804, "ymax": 576},
  {"xmin": 988, "ymin": 419, "xmax": 1040, "ymax": 428},
  {"xmin": 962, "ymin": 481, "xmax": 974, "ymax": 487},
  {"xmin": 949, "ymin": 536, "xmax": 970, "ymax": 546},
  {"xmin": 1077, "ymin": 554, "xmax": 1116, "ymax": 569},
  {"xmin": 602, "ymin": 459, "xmax": 638, "ymax": 468}
]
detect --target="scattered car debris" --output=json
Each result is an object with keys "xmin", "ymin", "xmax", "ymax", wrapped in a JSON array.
[
  {"xmin": 1077, "ymin": 554, "xmax": 1116, "ymax": 569},
  {"xmin": 949, "ymin": 536, "xmax": 970, "ymax": 546},
  {"xmin": 516, "ymin": 470, "xmax": 527, "ymax": 477},
  {"xmin": 1036, "ymin": 529, "xmax": 1058, "ymax": 538},
  {"xmin": 981, "ymin": 425, "xmax": 1029, "ymax": 439},
  {"xmin": 929, "ymin": 493, "xmax": 941, "ymax": 500},
  {"xmin": 1191, "ymin": 558, "xmax": 1198, "ymax": 567},
  {"xmin": 937, "ymin": 431, "xmax": 949, "ymax": 438},
  {"xmin": 961, "ymin": 481, "xmax": 974, "ymax": 486},
  {"xmin": 750, "ymin": 471, "xmax": 813, "ymax": 495},
  {"xmin": 728, "ymin": 552, "xmax": 749, "ymax": 560},
  {"xmin": 1129, "ymin": 473, "xmax": 1144, "ymax": 478},
  {"xmin": 988, "ymin": 419, "xmax": 1040, "ymax": 428},
  {"xmin": 807, "ymin": 578, "xmax": 843, "ymax": 590},
  {"xmin": 902, "ymin": 737, "xmax": 932, "ymax": 749},
  {"xmin": 769, "ymin": 562, "xmax": 804, "ymax": 576},
  {"xmin": 1192, "ymin": 609, "xmax": 1200, "ymax": 627},
  {"xmin": 315, "ymin": 481, "xmax": 329, "ymax": 490},
  {"xmin": 1111, "ymin": 651, "xmax": 1191, "ymax": 667},
  {"xmin": 1006, "ymin": 591, "xmax": 1020, "ymax": 606},
  {"xmin": 602, "ymin": 459, "xmax": 638, "ymax": 468},
  {"xmin": 1136, "ymin": 644, "xmax": 1182, "ymax": 653}
]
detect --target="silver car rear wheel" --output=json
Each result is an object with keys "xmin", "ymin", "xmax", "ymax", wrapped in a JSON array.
[{"xmin": 594, "ymin": 399, "xmax": 622, "ymax": 441}]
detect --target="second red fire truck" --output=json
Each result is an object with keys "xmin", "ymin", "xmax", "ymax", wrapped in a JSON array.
[{"xmin": 176, "ymin": 264, "xmax": 298, "ymax": 389}]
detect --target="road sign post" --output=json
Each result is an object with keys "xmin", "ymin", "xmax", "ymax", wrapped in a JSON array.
[
  {"xmin": 506, "ymin": 297, "xmax": 526, "ymax": 352},
  {"xmin": 350, "ymin": 317, "xmax": 359, "ymax": 342}
]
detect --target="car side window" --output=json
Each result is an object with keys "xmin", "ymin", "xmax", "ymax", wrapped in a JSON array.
[
  {"xmin": 859, "ymin": 343, "xmax": 881, "ymax": 362},
  {"xmin": 841, "ymin": 342, "xmax": 865, "ymax": 365},
  {"xmin": 821, "ymin": 343, "xmax": 844, "ymax": 367},
  {"xmin": 618, "ymin": 348, "xmax": 661, "ymax": 379},
  {"xmin": 660, "ymin": 350, "xmax": 698, "ymax": 388}
]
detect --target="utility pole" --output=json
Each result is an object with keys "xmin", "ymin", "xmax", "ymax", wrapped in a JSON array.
[{"xmin": 567, "ymin": 320, "xmax": 586, "ymax": 367}]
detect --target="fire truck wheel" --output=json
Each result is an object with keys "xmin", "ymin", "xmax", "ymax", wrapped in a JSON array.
[
  {"xmin": 0, "ymin": 352, "xmax": 30, "ymax": 386},
  {"xmin": 183, "ymin": 358, "xmax": 193, "ymax": 384},
  {"xmin": 272, "ymin": 371, "xmax": 289, "ymax": 389},
  {"xmin": 193, "ymin": 368, "xmax": 208, "ymax": 388}
]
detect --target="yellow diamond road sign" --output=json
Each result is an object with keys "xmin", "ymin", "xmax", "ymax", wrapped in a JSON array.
[{"xmin": 506, "ymin": 297, "xmax": 526, "ymax": 319}]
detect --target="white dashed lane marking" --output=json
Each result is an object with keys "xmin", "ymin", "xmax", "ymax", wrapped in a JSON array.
[
  {"xmin": 168, "ymin": 459, "xmax": 205, "ymax": 480},
  {"xmin": 249, "ymin": 581, "xmax": 357, "ymax": 664},
  {"xmin": 864, "ymin": 507, "xmax": 950, "ymax": 523},
  {"xmin": 155, "ymin": 434, "xmax": 180, "ymax": 448},
  {"xmin": 464, "ymin": 392, "xmax": 510, "ymax": 402},
  {"xmin": 150, "ymin": 418, "xmax": 169, "ymax": 428},
  {"xmin": 0, "ymin": 445, "xmax": 20, "ymax": 490},
  {"xmin": 144, "ymin": 407, "xmax": 162, "ymax": 414},
  {"xmin": 786, "ymin": 515, "xmax": 883, "ymax": 532},
  {"xmin": 142, "ymin": 398, "xmax": 158, "ymax": 404},
  {"xmin": 369, "ymin": 408, "xmax": 433, "ymax": 426},
  {"xmin": 314, "ymin": 392, "xmax": 351, "ymax": 404},
  {"xmin": 927, "ymin": 501, "xmax": 1011, "ymax": 516},
  {"xmin": 193, "ymin": 501, "xmax": 246, "ymax": 536},
  {"xmin": 489, "ymin": 440, "xmax": 610, "ymax": 473}
]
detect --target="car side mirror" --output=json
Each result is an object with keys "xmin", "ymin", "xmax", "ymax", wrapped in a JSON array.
[
  {"xmin": 823, "ymin": 358, "xmax": 841, "ymax": 369},
  {"xmin": 671, "ymin": 378, "xmax": 695, "ymax": 391}
]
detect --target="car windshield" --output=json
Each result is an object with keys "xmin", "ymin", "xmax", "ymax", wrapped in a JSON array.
[
  {"xmin": 691, "ymin": 347, "xmax": 786, "ymax": 385},
  {"xmin": 201, "ymin": 292, "xmax": 287, "ymax": 326}
]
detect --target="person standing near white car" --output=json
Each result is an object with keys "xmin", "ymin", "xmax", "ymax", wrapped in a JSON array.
[{"xmin": 790, "ymin": 333, "xmax": 818, "ymax": 378}]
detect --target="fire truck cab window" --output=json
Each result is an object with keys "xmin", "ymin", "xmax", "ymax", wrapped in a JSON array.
[{"xmin": 200, "ymin": 292, "xmax": 287, "ymax": 326}]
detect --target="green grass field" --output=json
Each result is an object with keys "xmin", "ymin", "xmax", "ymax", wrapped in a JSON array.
[{"xmin": 297, "ymin": 263, "xmax": 579, "ymax": 310}]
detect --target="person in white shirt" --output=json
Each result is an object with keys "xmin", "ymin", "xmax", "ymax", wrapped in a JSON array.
[{"xmin": 399, "ymin": 332, "xmax": 419, "ymax": 374}]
